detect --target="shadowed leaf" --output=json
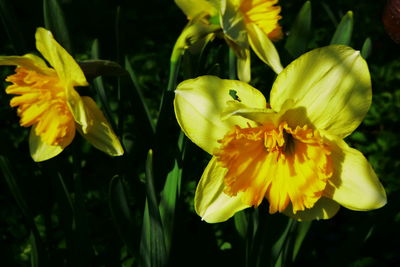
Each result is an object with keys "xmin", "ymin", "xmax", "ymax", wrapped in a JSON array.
[
  {"xmin": 43, "ymin": 0, "xmax": 71, "ymax": 52},
  {"xmin": 330, "ymin": 11, "xmax": 353, "ymax": 45},
  {"xmin": 285, "ymin": 1, "xmax": 312, "ymax": 58}
]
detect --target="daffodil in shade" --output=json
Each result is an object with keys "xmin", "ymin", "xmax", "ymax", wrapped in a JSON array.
[
  {"xmin": 0, "ymin": 27, "xmax": 124, "ymax": 162},
  {"xmin": 174, "ymin": 45, "xmax": 387, "ymax": 222},
  {"xmin": 174, "ymin": 0, "xmax": 283, "ymax": 81}
]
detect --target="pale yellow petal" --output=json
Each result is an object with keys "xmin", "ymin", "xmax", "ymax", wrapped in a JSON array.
[
  {"xmin": 77, "ymin": 97, "xmax": 124, "ymax": 156},
  {"xmin": 284, "ymin": 197, "xmax": 340, "ymax": 221},
  {"xmin": 324, "ymin": 138, "xmax": 387, "ymax": 211},
  {"xmin": 174, "ymin": 75, "xmax": 267, "ymax": 154},
  {"xmin": 29, "ymin": 126, "xmax": 64, "ymax": 162},
  {"xmin": 175, "ymin": 0, "xmax": 217, "ymax": 19},
  {"xmin": 195, "ymin": 157, "xmax": 250, "ymax": 223},
  {"xmin": 247, "ymin": 23, "xmax": 283, "ymax": 74},
  {"xmin": 271, "ymin": 45, "xmax": 371, "ymax": 138}
]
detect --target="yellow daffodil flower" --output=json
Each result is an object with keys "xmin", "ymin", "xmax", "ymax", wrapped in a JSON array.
[
  {"xmin": 0, "ymin": 27, "xmax": 124, "ymax": 162},
  {"xmin": 174, "ymin": 45, "xmax": 387, "ymax": 222},
  {"xmin": 174, "ymin": 0, "xmax": 283, "ymax": 81}
]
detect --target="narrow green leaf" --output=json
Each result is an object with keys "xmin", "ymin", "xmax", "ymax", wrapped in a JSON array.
[
  {"xmin": 292, "ymin": 221, "xmax": 312, "ymax": 262},
  {"xmin": 140, "ymin": 200, "xmax": 152, "ymax": 267},
  {"xmin": 0, "ymin": 0, "xmax": 26, "ymax": 53},
  {"xmin": 140, "ymin": 150, "xmax": 167, "ymax": 267},
  {"xmin": 228, "ymin": 48, "xmax": 237, "ymax": 79},
  {"xmin": 361, "ymin": 37, "xmax": 372, "ymax": 59},
  {"xmin": 234, "ymin": 211, "xmax": 248, "ymax": 239},
  {"xmin": 109, "ymin": 175, "xmax": 137, "ymax": 254},
  {"xmin": 125, "ymin": 57, "xmax": 155, "ymax": 134},
  {"xmin": 159, "ymin": 159, "xmax": 182, "ymax": 256},
  {"xmin": 321, "ymin": 3, "xmax": 338, "ymax": 26},
  {"xmin": 271, "ymin": 219, "xmax": 294, "ymax": 266},
  {"xmin": 90, "ymin": 39, "xmax": 117, "ymax": 131},
  {"xmin": 284, "ymin": 1, "xmax": 312, "ymax": 58},
  {"xmin": 43, "ymin": 0, "xmax": 71, "ymax": 52},
  {"xmin": 330, "ymin": 11, "xmax": 353, "ymax": 45},
  {"xmin": 29, "ymin": 231, "xmax": 40, "ymax": 267}
]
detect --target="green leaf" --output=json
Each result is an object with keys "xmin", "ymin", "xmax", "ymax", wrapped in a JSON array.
[
  {"xmin": 125, "ymin": 57, "xmax": 155, "ymax": 134},
  {"xmin": 109, "ymin": 175, "xmax": 137, "ymax": 254},
  {"xmin": 29, "ymin": 231, "xmax": 40, "ymax": 267},
  {"xmin": 159, "ymin": 159, "xmax": 182, "ymax": 256},
  {"xmin": 330, "ymin": 11, "xmax": 353, "ymax": 45},
  {"xmin": 271, "ymin": 219, "xmax": 294, "ymax": 267},
  {"xmin": 43, "ymin": 0, "xmax": 71, "ymax": 52},
  {"xmin": 321, "ymin": 3, "xmax": 338, "ymax": 26},
  {"xmin": 234, "ymin": 211, "xmax": 248, "ymax": 239},
  {"xmin": 284, "ymin": 1, "xmax": 312, "ymax": 58},
  {"xmin": 90, "ymin": 39, "xmax": 118, "ymax": 132},
  {"xmin": 292, "ymin": 221, "xmax": 312, "ymax": 261},
  {"xmin": 140, "ymin": 150, "xmax": 167, "ymax": 267},
  {"xmin": 361, "ymin": 37, "xmax": 372, "ymax": 59}
]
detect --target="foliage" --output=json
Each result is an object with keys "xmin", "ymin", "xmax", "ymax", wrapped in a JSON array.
[{"xmin": 0, "ymin": 0, "xmax": 399, "ymax": 266}]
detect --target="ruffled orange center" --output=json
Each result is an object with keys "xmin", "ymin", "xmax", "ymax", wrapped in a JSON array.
[
  {"xmin": 5, "ymin": 67, "xmax": 75, "ymax": 147},
  {"xmin": 214, "ymin": 122, "xmax": 332, "ymax": 214},
  {"xmin": 239, "ymin": 0, "xmax": 283, "ymax": 41}
]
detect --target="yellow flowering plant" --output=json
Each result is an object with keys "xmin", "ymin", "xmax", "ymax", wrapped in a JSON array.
[
  {"xmin": 174, "ymin": 0, "xmax": 283, "ymax": 81},
  {"xmin": 0, "ymin": 27, "xmax": 124, "ymax": 162},
  {"xmin": 174, "ymin": 45, "xmax": 387, "ymax": 222}
]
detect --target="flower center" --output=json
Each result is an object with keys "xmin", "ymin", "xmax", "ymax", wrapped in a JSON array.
[
  {"xmin": 214, "ymin": 122, "xmax": 333, "ymax": 214},
  {"xmin": 239, "ymin": 0, "xmax": 283, "ymax": 41},
  {"xmin": 5, "ymin": 67, "xmax": 75, "ymax": 147}
]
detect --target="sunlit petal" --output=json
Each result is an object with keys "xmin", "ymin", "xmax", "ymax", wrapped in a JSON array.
[
  {"xmin": 271, "ymin": 45, "xmax": 371, "ymax": 138},
  {"xmin": 174, "ymin": 75, "xmax": 267, "ymax": 154},
  {"xmin": 77, "ymin": 97, "xmax": 124, "ymax": 156},
  {"xmin": 29, "ymin": 126, "xmax": 65, "ymax": 162},
  {"xmin": 195, "ymin": 157, "xmax": 250, "ymax": 223},
  {"xmin": 324, "ymin": 138, "xmax": 387, "ymax": 211},
  {"xmin": 247, "ymin": 21, "xmax": 283, "ymax": 74}
]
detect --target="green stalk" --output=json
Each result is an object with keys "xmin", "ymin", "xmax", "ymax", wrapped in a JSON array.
[{"xmin": 229, "ymin": 48, "xmax": 237, "ymax": 80}]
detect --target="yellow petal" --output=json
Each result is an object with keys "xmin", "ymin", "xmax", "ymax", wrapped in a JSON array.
[
  {"xmin": 35, "ymin": 28, "xmax": 89, "ymax": 130},
  {"xmin": 236, "ymin": 47, "xmax": 251, "ymax": 82},
  {"xmin": 171, "ymin": 17, "xmax": 220, "ymax": 62},
  {"xmin": 175, "ymin": 0, "xmax": 217, "ymax": 19},
  {"xmin": 284, "ymin": 197, "xmax": 340, "ymax": 221},
  {"xmin": 0, "ymin": 54, "xmax": 53, "ymax": 75},
  {"xmin": 270, "ymin": 45, "xmax": 371, "ymax": 138},
  {"xmin": 35, "ymin": 27, "xmax": 88, "ymax": 86},
  {"xmin": 29, "ymin": 126, "xmax": 64, "ymax": 162},
  {"xmin": 247, "ymin": 23, "xmax": 283, "ymax": 74},
  {"xmin": 220, "ymin": 100, "xmax": 278, "ymax": 124},
  {"xmin": 195, "ymin": 157, "xmax": 250, "ymax": 223},
  {"xmin": 77, "ymin": 97, "xmax": 124, "ymax": 156},
  {"xmin": 65, "ymin": 85, "xmax": 89, "ymax": 132},
  {"xmin": 324, "ymin": 138, "xmax": 387, "ymax": 211},
  {"xmin": 174, "ymin": 75, "xmax": 267, "ymax": 154}
]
